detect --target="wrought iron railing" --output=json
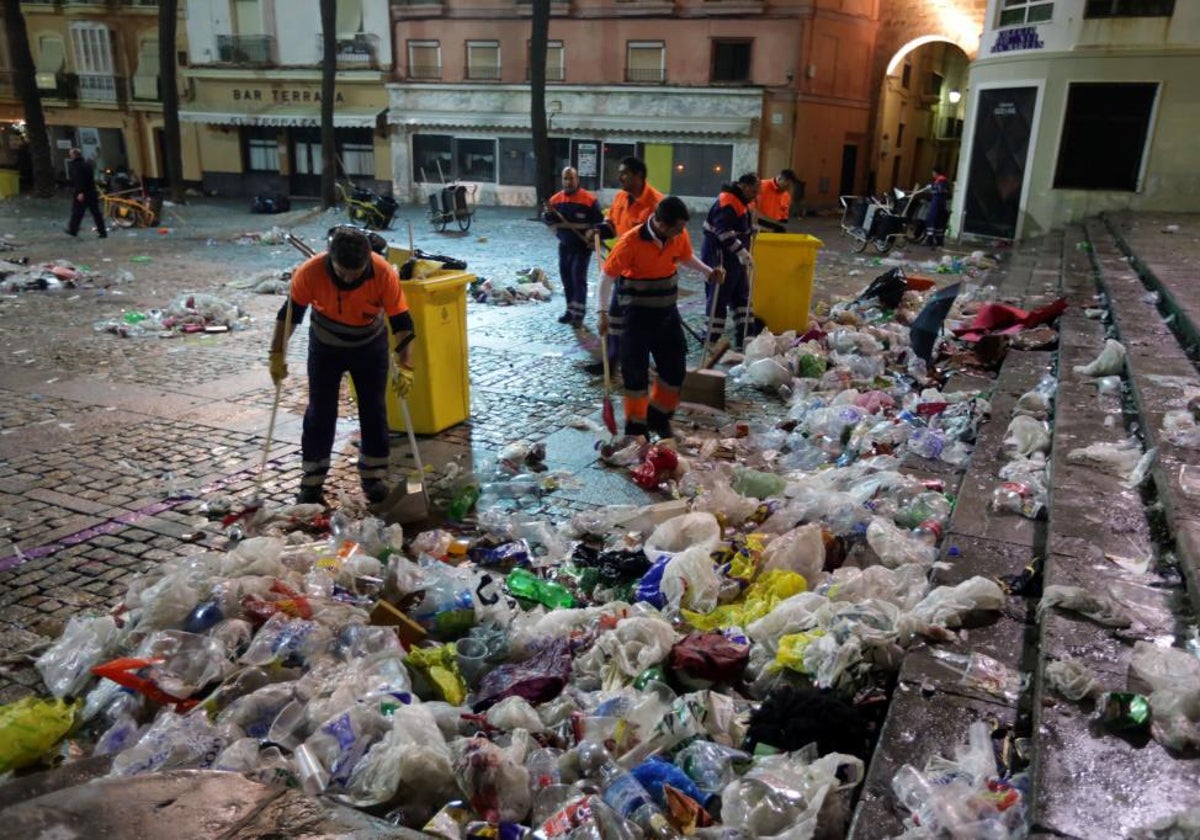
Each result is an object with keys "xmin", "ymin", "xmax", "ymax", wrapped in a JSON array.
[
  {"xmin": 625, "ymin": 66, "xmax": 665, "ymax": 83},
  {"xmin": 216, "ymin": 34, "xmax": 275, "ymax": 66}
]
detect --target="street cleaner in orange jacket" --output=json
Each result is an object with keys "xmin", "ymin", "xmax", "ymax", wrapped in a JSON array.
[
  {"xmin": 268, "ymin": 227, "xmax": 415, "ymax": 506},
  {"xmin": 598, "ymin": 196, "xmax": 725, "ymax": 440},
  {"xmin": 755, "ymin": 169, "xmax": 796, "ymax": 233},
  {"xmin": 700, "ymin": 174, "xmax": 758, "ymax": 350},
  {"xmin": 543, "ymin": 166, "xmax": 604, "ymax": 327},
  {"xmin": 589, "ymin": 156, "xmax": 664, "ymax": 376}
]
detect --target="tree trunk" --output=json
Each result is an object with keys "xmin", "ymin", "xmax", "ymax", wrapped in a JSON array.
[
  {"xmin": 3, "ymin": 2, "xmax": 55, "ymax": 197},
  {"xmin": 319, "ymin": 0, "xmax": 337, "ymax": 210},
  {"xmin": 529, "ymin": 0, "xmax": 553, "ymax": 207},
  {"xmin": 158, "ymin": 0, "xmax": 185, "ymax": 203}
]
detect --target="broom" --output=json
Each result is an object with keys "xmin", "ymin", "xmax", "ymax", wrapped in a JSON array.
[{"xmin": 595, "ymin": 235, "xmax": 618, "ymax": 435}]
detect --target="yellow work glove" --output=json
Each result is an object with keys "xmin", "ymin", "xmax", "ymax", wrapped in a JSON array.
[
  {"xmin": 391, "ymin": 360, "xmax": 414, "ymax": 399},
  {"xmin": 268, "ymin": 351, "xmax": 287, "ymax": 385}
]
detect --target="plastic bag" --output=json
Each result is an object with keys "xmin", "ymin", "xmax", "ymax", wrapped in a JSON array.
[
  {"xmin": 0, "ymin": 696, "xmax": 77, "ymax": 773},
  {"xmin": 293, "ymin": 703, "xmax": 391, "ymax": 795},
  {"xmin": 1004, "ymin": 415, "xmax": 1051, "ymax": 458},
  {"xmin": 759, "ymin": 523, "xmax": 825, "ymax": 588},
  {"xmin": 1038, "ymin": 584, "xmax": 1131, "ymax": 628},
  {"xmin": 644, "ymin": 512, "xmax": 721, "ymax": 562},
  {"xmin": 744, "ymin": 358, "xmax": 792, "ymax": 391},
  {"xmin": 683, "ymin": 570, "xmax": 808, "ymax": 632},
  {"xmin": 866, "ymin": 517, "xmax": 937, "ymax": 568},
  {"xmin": 1074, "ymin": 338, "xmax": 1126, "ymax": 377},
  {"xmin": 345, "ymin": 702, "xmax": 457, "ymax": 818},
  {"xmin": 406, "ymin": 643, "xmax": 468, "ymax": 706},
  {"xmin": 1044, "ymin": 657, "xmax": 1100, "ymax": 701},
  {"xmin": 474, "ymin": 637, "xmax": 573, "ymax": 711},
  {"xmin": 36, "ymin": 614, "xmax": 123, "ymax": 698},
  {"xmin": 1066, "ymin": 438, "xmax": 1143, "ymax": 480},
  {"xmin": 743, "ymin": 330, "xmax": 778, "ymax": 365},
  {"xmin": 1129, "ymin": 640, "xmax": 1200, "ymax": 694},
  {"xmin": 906, "ymin": 577, "xmax": 1006, "ymax": 632},
  {"xmin": 109, "ymin": 709, "xmax": 227, "ymax": 777},
  {"xmin": 661, "ymin": 545, "xmax": 722, "ymax": 613},
  {"xmin": 452, "ymin": 736, "xmax": 532, "ymax": 824},
  {"xmin": 1162, "ymin": 410, "xmax": 1200, "ymax": 449},
  {"xmin": 668, "ymin": 632, "xmax": 750, "ymax": 688}
]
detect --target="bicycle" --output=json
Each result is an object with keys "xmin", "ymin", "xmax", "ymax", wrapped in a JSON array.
[{"xmin": 336, "ymin": 181, "xmax": 398, "ymax": 231}]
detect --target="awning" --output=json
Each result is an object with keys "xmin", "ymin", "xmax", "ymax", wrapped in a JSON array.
[
  {"xmin": 180, "ymin": 106, "xmax": 383, "ymax": 129},
  {"xmin": 389, "ymin": 110, "xmax": 754, "ymax": 137},
  {"xmin": 35, "ymin": 40, "xmax": 65, "ymax": 90}
]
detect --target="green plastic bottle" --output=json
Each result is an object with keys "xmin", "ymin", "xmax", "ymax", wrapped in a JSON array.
[
  {"xmin": 505, "ymin": 567, "xmax": 576, "ymax": 609},
  {"xmin": 447, "ymin": 484, "xmax": 480, "ymax": 521}
]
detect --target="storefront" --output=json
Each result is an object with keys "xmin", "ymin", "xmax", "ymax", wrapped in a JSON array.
[
  {"xmin": 180, "ymin": 78, "xmax": 389, "ymax": 198},
  {"xmin": 388, "ymin": 84, "xmax": 763, "ymax": 210}
]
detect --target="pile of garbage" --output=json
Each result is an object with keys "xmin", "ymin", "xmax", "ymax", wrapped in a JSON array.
[
  {"xmin": 226, "ymin": 268, "xmax": 292, "ymax": 295},
  {"xmin": 232, "ymin": 226, "xmax": 289, "ymax": 246},
  {"xmin": 93, "ymin": 292, "xmax": 249, "ymax": 338},
  {"xmin": 470, "ymin": 268, "xmax": 554, "ymax": 305},
  {"xmin": 0, "ymin": 259, "xmax": 133, "ymax": 293},
  {"xmin": 1, "ymin": 275, "xmax": 1056, "ymax": 838}
]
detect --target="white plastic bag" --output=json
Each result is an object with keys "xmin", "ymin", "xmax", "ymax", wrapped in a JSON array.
[
  {"xmin": 1044, "ymin": 657, "xmax": 1099, "ymax": 701},
  {"xmin": 1074, "ymin": 338, "xmax": 1126, "ymax": 377},
  {"xmin": 661, "ymin": 544, "xmax": 722, "ymax": 613},
  {"xmin": 1038, "ymin": 584, "xmax": 1131, "ymax": 627},
  {"xmin": 36, "ymin": 614, "xmax": 123, "ymax": 698},
  {"xmin": 1004, "ymin": 415, "xmax": 1051, "ymax": 458},
  {"xmin": 344, "ymin": 703, "xmax": 457, "ymax": 815},
  {"xmin": 643, "ymin": 512, "xmax": 721, "ymax": 562},
  {"xmin": 760, "ymin": 523, "xmax": 826, "ymax": 588},
  {"xmin": 865, "ymin": 517, "xmax": 937, "ymax": 568}
]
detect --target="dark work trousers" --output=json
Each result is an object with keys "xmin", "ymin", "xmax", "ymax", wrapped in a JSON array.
[
  {"xmin": 620, "ymin": 306, "xmax": 688, "ymax": 434},
  {"xmin": 301, "ymin": 329, "xmax": 390, "ymax": 493},
  {"xmin": 559, "ymin": 245, "xmax": 590, "ymax": 323},
  {"xmin": 704, "ymin": 260, "xmax": 751, "ymax": 348},
  {"xmin": 606, "ymin": 286, "xmax": 625, "ymax": 372},
  {"xmin": 67, "ymin": 190, "xmax": 107, "ymax": 237}
]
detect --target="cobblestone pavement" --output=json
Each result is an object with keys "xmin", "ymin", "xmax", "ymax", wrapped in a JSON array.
[{"xmin": 0, "ymin": 192, "xmax": 968, "ymax": 702}]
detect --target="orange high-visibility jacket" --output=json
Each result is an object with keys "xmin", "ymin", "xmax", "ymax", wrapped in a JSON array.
[
  {"xmin": 606, "ymin": 183, "xmax": 664, "ymax": 237},
  {"xmin": 756, "ymin": 177, "xmax": 791, "ymax": 222}
]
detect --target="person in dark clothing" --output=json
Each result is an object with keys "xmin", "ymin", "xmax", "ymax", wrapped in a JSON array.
[
  {"xmin": 922, "ymin": 166, "xmax": 950, "ymax": 247},
  {"xmin": 64, "ymin": 148, "xmax": 107, "ymax": 238},
  {"xmin": 598, "ymin": 196, "xmax": 724, "ymax": 440},
  {"xmin": 700, "ymin": 173, "xmax": 758, "ymax": 350},
  {"xmin": 542, "ymin": 166, "xmax": 604, "ymax": 327},
  {"xmin": 268, "ymin": 227, "xmax": 416, "ymax": 506}
]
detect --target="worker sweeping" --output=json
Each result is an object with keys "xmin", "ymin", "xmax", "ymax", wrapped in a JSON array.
[
  {"xmin": 700, "ymin": 173, "xmax": 759, "ymax": 351},
  {"xmin": 589, "ymin": 156, "xmax": 664, "ymax": 376},
  {"xmin": 542, "ymin": 166, "xmax": 604, "ymax": 327},
  {"xmin": 755, "ymin": 169, "xmax": 796, "ymax": 233},
  {"xmin": 598, "ymin": 196, "xmax": 725, "ymax": 441},
  {"xmin": 268, "ymin": 226, "xmax": 416, "ymax": 506}
]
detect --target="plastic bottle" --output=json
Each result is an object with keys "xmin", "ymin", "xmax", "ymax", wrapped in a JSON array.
[
  {"xmin": 911, "ymin": 519, "xmax": 942, "ymax": 547},
  {"xmin": 505, "ymin": 567, "xmax": 575, "ymax": 609},
  {"xmin": 577, "ymin": 742, "xmax": 681, "ymax": 840},
  {"xmin": 448, "ymin": 484, "xmax": 481, "ymax": 521},
  {"xmin": 990, "ymin": 482, "xmax": 1044, "ymax": 519}
]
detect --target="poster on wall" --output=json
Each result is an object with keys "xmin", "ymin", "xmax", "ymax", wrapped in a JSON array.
[
  {"xmin": 962, "ymin": 87, "xmax": 1037, "ymax": 240},
  {"xmin": 577, "ymin": 143, "xmax": 598, "ymax": 178},
  {"xmin": 77, "ymin": 127, "xmax": 101, "ymax": 167}
]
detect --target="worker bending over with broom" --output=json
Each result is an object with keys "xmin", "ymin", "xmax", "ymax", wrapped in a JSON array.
[
  {"xmin": 268, "ymin": 226, "xmax": 415, "ymax": 506},
  {"xmin": 701, "ymin": 173, "xmax": 758, "ymax": 351},
  {"xmin": 598, "ymin": 196, "xmax": 725, "ymax": 441}
]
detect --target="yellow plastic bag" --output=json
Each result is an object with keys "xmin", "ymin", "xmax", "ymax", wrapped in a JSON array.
[
  {"xmin": 0, "ymin": 696, "xmax": 77, "ymax": 773},
  {"xmin": 772, "ymin": 629, "xmax": 827, "ymax": 674},
  {"xmin": 406, "ymin": 644, "xmax": 467, "ymax": 706},
  {"xmin": 682, "ymin": 569, "xmax": 807, "ymax": 632}
]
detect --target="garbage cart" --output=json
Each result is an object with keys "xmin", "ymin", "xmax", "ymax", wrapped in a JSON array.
[{"xmin": 750, "ymin": 232, "xmax": 823, "ymax": 333}]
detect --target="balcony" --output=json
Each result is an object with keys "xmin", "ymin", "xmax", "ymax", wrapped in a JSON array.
[
  {"xmin": 318, "ymin": 33, "xmax": 380, "ymax": 69},
  {"xmin": 625, "ymin": 67, "xmax": 665, "ymax": 83},
  {"xmin": 392, "ymin": 0, "xmax": 444, "ymax": 18},
  {"xmin": 408, "ymin": 64, "xmax": 442, "ymax": 80},
  {"xmin": 0, "ymin": 70, "xmax": 15, "ymax": 100},
  {"xmin": 77, "ymin": 72, "xmax": 124, "ymax": 104},
  {"xmin": 216, "ymin": 34, "xmax": 275, "ymax": 66},
  {"xmin": 37, "ymin": 74, "xmax": 79, "ymax": 102},
  {"xmin": 526, "ymin": 66, "xmax": 566, "ymax": 82},
  {"xmin": 465, "ymin": 64, "xmax": 501, "ymax": 81}
]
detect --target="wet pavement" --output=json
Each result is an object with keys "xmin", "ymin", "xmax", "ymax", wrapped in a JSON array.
[{"xmin": 2, "ymin": 192, "xmax": 1198, "ymax": 837}]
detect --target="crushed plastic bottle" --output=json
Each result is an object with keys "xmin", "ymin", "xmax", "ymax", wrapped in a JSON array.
[{"xmin": 577, "ymin": 741, "xmax": 681, "ymax": 840}]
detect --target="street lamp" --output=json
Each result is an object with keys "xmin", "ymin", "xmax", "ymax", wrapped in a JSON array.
[{"xmin": 947, "ymin": 89, "xmax": 962, "ymax": 105}]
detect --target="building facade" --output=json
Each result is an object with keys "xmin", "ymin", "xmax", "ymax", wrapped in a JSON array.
[
  {"xmin": 954, "ymin": 0, "xmax": 1199, "ymax": 240},
  {"xmin": 181, "ymin": 0, "xmax": 393, "ymax": 197},
  {"xmin": 2, "ymin": 0, "xmax": 172, "ymax": 185}
]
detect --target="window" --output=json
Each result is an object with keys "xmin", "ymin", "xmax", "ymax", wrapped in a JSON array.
[
  {"xmin": 896, "ymin": 123, "xmax": 905, "ymax": 148},
  {"xmin": 467, "ymin": 40, "xmax": 500, "ymax": 80},
  {"xmin": 711, "ymin": 39, "xmax": 751, "ymax": 83},
  {"xmin": 928, "ymin": 72, "xmax": 944, "ymax": 97},
  {"xmin": 1084, "ymin": 0, "xmax": 1173, "ymax": 16},
  {"xmin": 407, "ymin": 40, "xmax": 441, "ymax": 79},
  {"xmin": 900, "ymin": 63, "xmax": 911, "ymax": 89},
  {"xmin": 413, "ymin": 134, "xmax": 452, "ymax": 182},
  {"xmin": 999, "ymin": 0, "xmax": 1053, "ymax": 27},
  {"xmin": 132, "ymin": 38, "xmax": 159, "ymax": 100},
  {"xmin": 626, "ymin": 41, "xmax": 664, "ymax": 83},
  {"xmin": 527, "ymin": 40, "xmax": 563, "ymax": 81},
  {"xmin": 335, "ymin": 0, "xmax": 363, "ymax": 35},
  {"xmin": 499, "ymin": 137, "xmax": 569, "ymax": 186},
  {"xmin": 244, "ymin": 128, "xmax": 279, "ymax": 173},
  {"xmin": 1054, "ymin": 82, "xmax": 1157, "ymax": 191},
  {"xmin": 670, "ymin": 144, "xmax": 733, "ymax": 197},
  {"xmin": 341, "ymin": 129, "xmax": 375, "ymax": 177},
  {"xmin": 69, "ymin": 22, "xmax": 114, "ymax": 75},
  {"xmin": 457, "ymin": 138, "xmax": 496, "ymax": 180},
  {"xmin": 35, "ymin": 36, "xmax": 65, "ymax": 90}
]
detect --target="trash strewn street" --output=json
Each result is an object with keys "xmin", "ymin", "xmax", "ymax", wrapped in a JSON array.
[{"xmin": 1, "ymin": 198, "xmax": 1197, "ymax": 838}]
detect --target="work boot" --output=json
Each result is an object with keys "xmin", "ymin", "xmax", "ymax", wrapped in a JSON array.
[
  {"xmin": 624, "ymin": 421, "xmax": 649, "ymax": 440},
  {"xmin": 557, "ymin": 312, "xmax": 574, "ymax": 324},
  {"xmin": 646, "ymin": 407, "xmax": 675, "ymax": 440},
  {"xmin": 362, "ymin": 479, "xmax": 389, "ymax": 505},
  {"xmin": 583, "ymin": 361, "xmax": 605, "ymax": 376},
  {"xmin": 296, "ymin": 486, "xmax": 326, "ymax": 506}
]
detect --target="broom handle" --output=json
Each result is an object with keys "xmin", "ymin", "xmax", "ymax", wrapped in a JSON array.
[
  {"xmin": 700, "ymin": 255, "xmax": 721, "ymax": 369},
  {"xmin": 398, "ymin": 397, "xmax": 429, "ymax": 507},
  {"xmin": 256, "ymin": 291, "xmax": 294, "ymax": 494},
  {"xmin": 595, "ymin": 235, "xmax": 611, "ymax": 396}
]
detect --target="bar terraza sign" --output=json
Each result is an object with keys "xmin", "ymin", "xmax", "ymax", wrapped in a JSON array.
[{"xmin": 232, "ymin": 89, "xmax": 347, "ymax": 103}]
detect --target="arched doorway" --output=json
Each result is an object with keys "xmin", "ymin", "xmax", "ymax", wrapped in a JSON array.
[{"xmin": 872, "ymin": 38, "xmax": 970, "ymax": 197}]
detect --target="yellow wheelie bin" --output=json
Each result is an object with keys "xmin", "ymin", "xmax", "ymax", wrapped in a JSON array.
[
  {"xmin": 0, "ymin": 169, "xmax": 20, "ymax": 198},
  {"xmin": 750, "ymin": 233, "xmax": 823, "ymax": 333}
]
